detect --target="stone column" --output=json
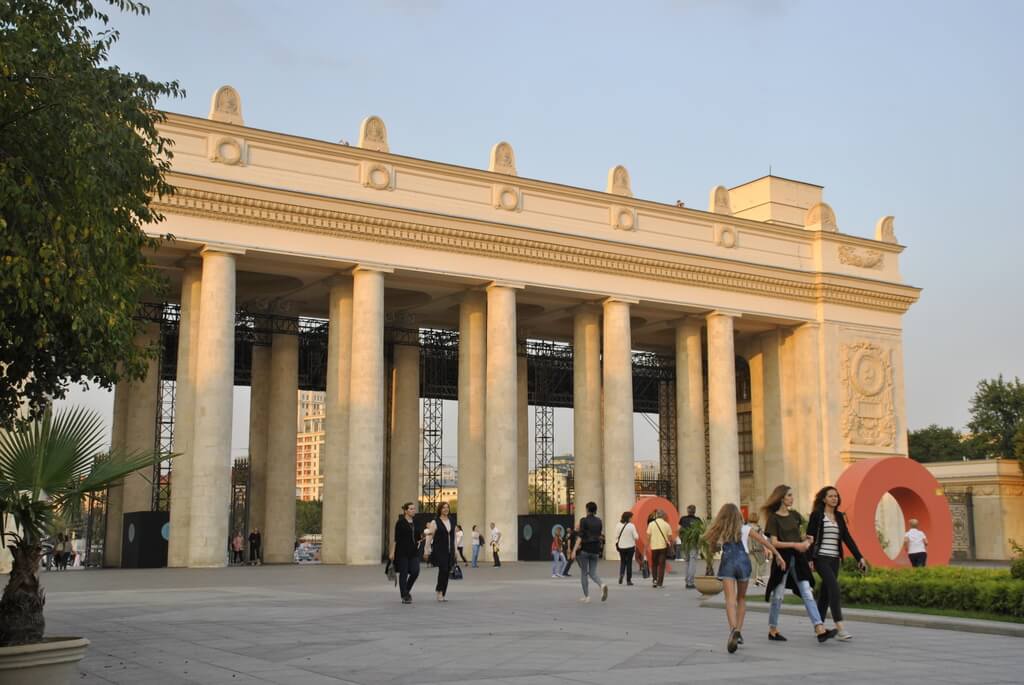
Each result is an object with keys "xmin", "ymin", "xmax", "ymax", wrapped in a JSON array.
[
  {"xmin": 121, "ymin": 322, "xmax": 161, "ymax": 515},
  {"xmin": 188, "ymin": 247, "xmax": 239, "ymax": 568},
  {"xmin": 485, "ymin": 283, "xmax": 520, "ymax": 560},
  {"xmin": 602, "ymin": 298, "xmax": 634, "ymax": 552},
  {"xmin": 247, "ymin": 345, "xmax": 271, "ymax": 538},
  {"xmin": 675, "ymin": 319, "xmax": 706, "ymax": 517},
  {"xmin": 103, "ymin": 379, "xmax": 132, "ymax": 567},
  {"xmin": 321, "ymin": 277, "xmax": 353, "ymax": 564},
  {"xmin": 263, "ymin": 333, "xmax": 299, "ymax": 563},
  {"xmin": 168, "ymin": 261, "xmax": 202, "ymax": 567},
  {"xmin": 517, "ymin": 355, "xmax": 529, "ymax": 515},
  {"xmin": 389, "ymin": 344, "xmax": 421, "ymax": 520},
  {"xmin": 793, "ymin": 323, "xmax": 825, "ymax": 501},
  {"xmin": 573, "ymin": 307, "xmax": 602, "ymax": 519},
  {"xmin": 346, "ymin": 266, "xmax": 389, "ymax": 564},
  {"xmin": 707, "ymin": 311, "xmax": 740, "ymax": 514},
  {"xmin": 757, "ymin": 330, "xmax": 786, "ymax": 502},
  {"xmin": 457, "ymin": 292, "xmax": 486, "ymax": 539}
]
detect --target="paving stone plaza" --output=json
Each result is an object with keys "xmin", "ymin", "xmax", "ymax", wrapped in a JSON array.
[{"xmin": 44, "ymin": 562, "xmax": 1019, "ymax": 685}]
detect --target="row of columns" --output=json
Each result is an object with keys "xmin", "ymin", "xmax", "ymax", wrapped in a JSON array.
[{"xmin": 108, "ymin": 245, "xmax": 757, "ymax": 566}]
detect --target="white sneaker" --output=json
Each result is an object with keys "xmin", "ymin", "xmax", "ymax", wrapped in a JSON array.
[
  {"xmin": 837, "ymin": 630, "xmax": 853, "ymax": 641},
  {"xmin": 552, "ymin": 574, "xmax": 559, "ymax": 578},
  {"xmin": 578, "ymin": 596, "xmax": 591, "ymax": 603}
]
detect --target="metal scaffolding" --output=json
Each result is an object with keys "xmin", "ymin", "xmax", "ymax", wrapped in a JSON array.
[
  {"xmin": 658, "ymin": 379, "xmax": 678, "ymax": 505},
  {"xmin": 415, "ymin": 328, "xmax": 459, "ymax": 513},
  {"xmin": 525, "ymin": 340, "xmax": 572, "ymax": 513}
]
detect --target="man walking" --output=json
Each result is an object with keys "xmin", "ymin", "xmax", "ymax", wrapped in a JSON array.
[
  {"xmin": 678, "ymin": 505, "xmax": 701, "ymax": 589},
  {"xmin": 489, "ymin": 522, "xmax": 502, "ymax": 567},
  {"xmin": 902, "ymin": 518, "xmax": 929, "ymax": 567},
  {"xmin": 572, "ymin": 501, "xmax": 608, "ymax": 603},
  {"xmin": 647, "ymin": 510, "xmax": 673, "ymax": 588}
]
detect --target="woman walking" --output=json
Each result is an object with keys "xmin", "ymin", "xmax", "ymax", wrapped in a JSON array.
[
  {"xmin": 613, "ymin": 511, "xmax": 639, "ymax": 585},
  {"xmin": 470, "ymin": 525, "xmax": 482, "ymax": 568},
  {"xmin": 808, "ymin": 485, "xmax": 868, "ymax": 640},
  {"xmin": 425, "ymin": 501, "xmax": 456, "ymax": 602},
  {"xmin": 551, "ymin": 528, "xmax": 567, "ymax": 578},
  {"xmin": 646, "ymin": 510, "xmax": 673, "ymax": 588},
  {"xmin": 704, "ymin": 503, "xmax": 784, "ymax": 653},
  {"xmin": 231, "ymin": 531, "xmax": 244, "ymax": 565},
  {"xmin": 762, "ymin": 484, "xmax": 837, "ymax": 643},
  {"xmin": 747, "ymin": 512, "xmax": 768, "ymax": 586},
  {"xmin": 388, "ymin": 501, "xmax": 421, "ymax": 604},
  {"xmin": 455, "ymin": 524, "xmax": 468, "ymax": 564}
]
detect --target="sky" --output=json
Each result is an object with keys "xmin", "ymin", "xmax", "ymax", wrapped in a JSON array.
[{"xmin": 56, "ymin": 0, "xmax": 1024, "ymax": 460}]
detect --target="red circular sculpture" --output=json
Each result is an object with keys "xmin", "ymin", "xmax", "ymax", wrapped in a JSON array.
[
  {"xmin": 834, "ymin": 456, "xmax": 953, "ymax": 568},
  {"xmin": 630, "ymin": 496, "xmax": 680, "ymax": 572}
]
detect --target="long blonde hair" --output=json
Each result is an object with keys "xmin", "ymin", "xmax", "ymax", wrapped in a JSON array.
[{"xmin": 704, "ymin": 503, "xmax": 744, "ymax": 546}]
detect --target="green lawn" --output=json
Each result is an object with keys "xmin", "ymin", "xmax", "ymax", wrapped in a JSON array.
[{"xmin": 781, "ymin": 596, "xmax": 1024, "ymax": 624}]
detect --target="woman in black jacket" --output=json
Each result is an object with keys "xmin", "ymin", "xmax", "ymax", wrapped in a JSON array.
[
  {"xmin": 807, "ymin": 486, "xmax": 869, "ymax": 640},
  {"xmin": 425, "ymin": 501, "xmax": 456, "ymax": 602}
]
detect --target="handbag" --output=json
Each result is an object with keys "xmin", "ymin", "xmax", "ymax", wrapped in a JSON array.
[
  {"xmin": 640, "ymin": 556, "xmax": 651, "ymax": 579},
  {"xmin": 384, "ymin": 559, "xmax": 397, "ymax": 586},
  {"xmin": 450, "ymin": 563, "xmax": 463, "ymax": 580}
]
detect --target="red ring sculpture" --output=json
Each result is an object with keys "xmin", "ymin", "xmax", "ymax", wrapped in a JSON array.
[{"xmin": 834, "ymin": 456, "xmax": 953, "ymax": 568}]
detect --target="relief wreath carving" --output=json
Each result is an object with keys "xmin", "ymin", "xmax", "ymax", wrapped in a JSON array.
[{"xmin": 841, "ymin": 342, "xmax": 895, "ymax": 447}]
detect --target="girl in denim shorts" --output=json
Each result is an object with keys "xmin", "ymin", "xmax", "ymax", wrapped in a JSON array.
[{"xmin": 704, "ymin": 503, "xmax": 784, "ymax": 654}]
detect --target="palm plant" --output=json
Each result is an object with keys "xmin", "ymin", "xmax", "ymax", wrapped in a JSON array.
[
  {"xmin": 0, "ymin": 407, "xmax": 169, "ymax": 646},
  {"xmin": 679, "ymin": 517, "xmax": 715, "ymax": 576}
]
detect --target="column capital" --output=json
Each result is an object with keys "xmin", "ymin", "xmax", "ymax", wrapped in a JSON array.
[
  {"xmin": 601, "ymin": 295, "xmax": 639, "ymax": 306},
  {"xmin": 486, "ymin": 280, "xmax": 525, "ymax": 291},
  {"xmin": 351, "ymin": 264, "xmax": 394, "ymax": 275},
  {"xmin": 795, "ymin": 320, "xmax": 820, "ymax": 331},
  {"xmin": 200, "ymin": 243, "xmax": 246, "ymax": 256},
  {"xmin": 326, "ymin": 273, "xmax": 353, "ymax": 288},
  {"xmin": 706, "ymin": 308, "xmax": 743, "ymax": 320}
]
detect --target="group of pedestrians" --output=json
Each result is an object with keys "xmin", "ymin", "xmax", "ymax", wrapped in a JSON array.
[
  {"xmin": 230, "ymin": 528, "xmax": 262, "ymax": 565},
  {"xmin": 387, "ymin": 501, "xmax": 504, "ymax": 604},
  {"xmin": 703, "ymin": 483, "xmax": 869, "ymax": 655}
]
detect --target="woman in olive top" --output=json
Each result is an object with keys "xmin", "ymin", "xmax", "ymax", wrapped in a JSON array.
[
  {"xmin": 425, "ymin": 501, "xmax": 456, "ymax": 602},
  {"xmin": 808, "ymin": 485, "xmax": 868, "ymax": 640},
  {"xmin": 761, "ymin": 484, "xmax": 837, "ymax": 643}
]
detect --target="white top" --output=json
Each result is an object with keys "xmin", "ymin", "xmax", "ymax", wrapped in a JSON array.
[
  {"xmin": 471, "ymin": 531, "xmax": 482, "ymax": 545},
  {"xmin": 819, "ymin": 516, "xmax": 841, "ymax": 557},
  {"xmin": 490, "ymin": 528, "xmax": 501, "ymax": 544},
  {"xmin": 905, "ymin": 528, "xmax": 927, "ymax": 554},
  {"xmin": 455, "ymin": 529, "xmax": 464, "ymax": 547},
  {"xmin": 614, "ymin": 522, "xmax": 639, "ymax": 549},
  {"xmin": 740, "ymin": 523, "xmax": 752, "ymax": 553}
]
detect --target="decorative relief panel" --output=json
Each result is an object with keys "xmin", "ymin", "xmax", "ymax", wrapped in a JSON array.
[
  {"xmin": 208, "ymin": 135, "xmax": 246, "ymax": 166},
  {"xmin": 709, "ymin": 185, "xmax": 732, "ymax": 215},
  {"xmin": 838, "ymin": 245, "xmax": 884, "ymax": 269},
  {"xmin": 805, "ymin": 202, "xmax": 838, "ymax": 232},
  {"xmin": 489, "ymin": 141, "xmax": 517, "ymax": 176},
  {"xmin": 607, "ymin": 165, "xmax": 632, "ymax": 196},
  {"xmin": 841, "ymin": 341, "xmax": 896, "ymax": 448},
  {"xmin": 208, "ymin": 85, "xmax": 243, "ymax": 125},
  {"xmin": 875, "ymin": 215, "xmax": 897, "ymax": 243},
  {"xmin": 360, "ymin": 161, "xmax": 394, "ymax": 190},
  {"xmin": 609, "ymin": 205, "xmax": 636, "ymax": 231},
  {"xmin": 492, "ymin": 184, "xmax": 521, "ymax": 211},
  {"xmin": 714, "ymin": 224, "xmax": 738, "ymax": 249},
  {"xmin": 358, "ymin": 116, "xmax": 389, "ymax": 152}
]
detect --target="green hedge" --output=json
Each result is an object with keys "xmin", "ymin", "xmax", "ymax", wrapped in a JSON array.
[{"xmin": 835, "ymin": 566, "xmax": 1024, "ymax": 618}]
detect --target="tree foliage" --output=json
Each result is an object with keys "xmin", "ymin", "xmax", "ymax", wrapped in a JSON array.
[
  {"xmin": 908, "ymin": 424, "xmax": 974, "ymax": 463},
  {"xmin": 967, "ymin": 375, "xmax": 1024, "ymax": 460},
  {"xmin": 295, "ymin": 499, "xmax": 322, "ymax": 537},
  {"xmin": 0, "ymin": 0, "xmax": 182, "ymax": 428}
]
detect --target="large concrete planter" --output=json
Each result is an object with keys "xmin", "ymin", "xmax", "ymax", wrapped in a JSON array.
[
  {"xmin": 0, "ymin": 637, "xmax": 89, "ymax": 685},
  {"xmin": 694, "ymin": 575, "xmax": 723, "ymax": 596}
]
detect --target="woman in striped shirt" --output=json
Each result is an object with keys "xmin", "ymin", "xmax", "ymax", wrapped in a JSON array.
[{"xmin": 807, "ymin": 486, "xmax": 869, "ymax": 640}]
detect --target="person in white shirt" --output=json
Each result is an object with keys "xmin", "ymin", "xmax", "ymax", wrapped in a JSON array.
[
  {"xmin": 455, "ymin": 525, "xmax": 467, "ymax": 564},
  {"xmin": 613, "ymin": 511, "xmax": 639, "ymax": 585},
  {"xmin": 902, "ymin": 519, "xmax": 928, "ymax": 567},
  {"xmin": 470, "ymin": 525, "xmax": 483, "ymax": 568},
  {"xmin": 489, "ymin": 522, "xmax": 502, "ymax": 567}
]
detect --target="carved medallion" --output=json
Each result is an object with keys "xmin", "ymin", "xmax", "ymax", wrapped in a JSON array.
[
  {"xmin": 709, "ymin": 185, "xmax": 732, "ymax": 215},
  {"xmin": 608, "ymin": 165, "xmax": 632, "ymax": 196},
  {"xmin": 490, "ymin": 142, "xmax": 517, "ymax": 176},
  {"xmin": 841, "ymin": 341, "xmax": 895, "ymax": 447},
  {"xmin": 838, "ymin": 245, "xmax": 884, "ymax": 269},
  {"xmin": 358, "ymin": 116, "xmax": 390, "ymax": 152},
  {"xmin": 805, "ymin": 202, "xmax": 838, "ymax": 232},
  {"xmin": 208, "ymin": 85, "xmax": 244, "ymax": 125}
]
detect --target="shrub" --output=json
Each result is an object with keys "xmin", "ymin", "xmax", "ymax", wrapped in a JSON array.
[
  {"xmin": 838, "ymin": 566, "xmax": 1024, "ymax": 618},
  {"xmin": 1011, "ymin": 558, "xmax": 1024, "ymax": 581}
]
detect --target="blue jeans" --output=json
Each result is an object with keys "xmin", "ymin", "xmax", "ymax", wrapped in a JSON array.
[
  {"xmin": 471, "ymin": 544, "xmax": 480, "ymax": 567},
  {"xmin": 769, "ymin": 565, "xmax": 823, "ymax": 628},
  {"xmin": 577, "ymin": 551, "xmax": 603, "ymax": 597},
  {"xmin": 682, "ymin": 547, "xmax": 699, "ymax": 586},
  {"xmin": 551, "ymin": 550, "xmax": 566, "ymax": 576}
]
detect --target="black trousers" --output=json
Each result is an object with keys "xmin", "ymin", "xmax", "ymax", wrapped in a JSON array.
[
  {"xmin": 395, "ymin": 555, "xmax": 420, "ymax": 599},
  {"xmin": 618, "ymin": 547, "xmax": 634, "ymax": 582},
  {"xmin": 814, "ymin": 555, "xmax": 843, "ymax": 622},
  {"xmin": 434, "ymin": 552, "xmax": 452, "ymax": 595},
  {"xmin": 492, "ymin": 545, "xmax": 501, "ymax": 567},
  {"xmin": 651, "ymin": 549, "xmax": 668, "ymax": 586},
  {"xmin": 457, "ymin": 546, "xmax": 467, "ymax": 563},
  {"xmin": 233, "ymin": 550, "xmax": 243, "ymax": 564},
  {"xmin": 909, "ymin": 552, "xmax": 927, "ymax": 567}
]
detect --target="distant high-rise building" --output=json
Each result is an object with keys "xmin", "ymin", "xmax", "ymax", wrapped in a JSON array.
[{"xmin": 296, "ymin": 390, "xmax": 325, "ymax": 501}]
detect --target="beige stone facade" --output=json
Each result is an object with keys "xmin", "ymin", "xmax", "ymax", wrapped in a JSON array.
[
  {"xmin": 927, "ymin": 459, "xmax": 1024, "ymax": 560},
  {"xmin": 105, "ymin": 86, "xmax": 920, "ymax": 566}
]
